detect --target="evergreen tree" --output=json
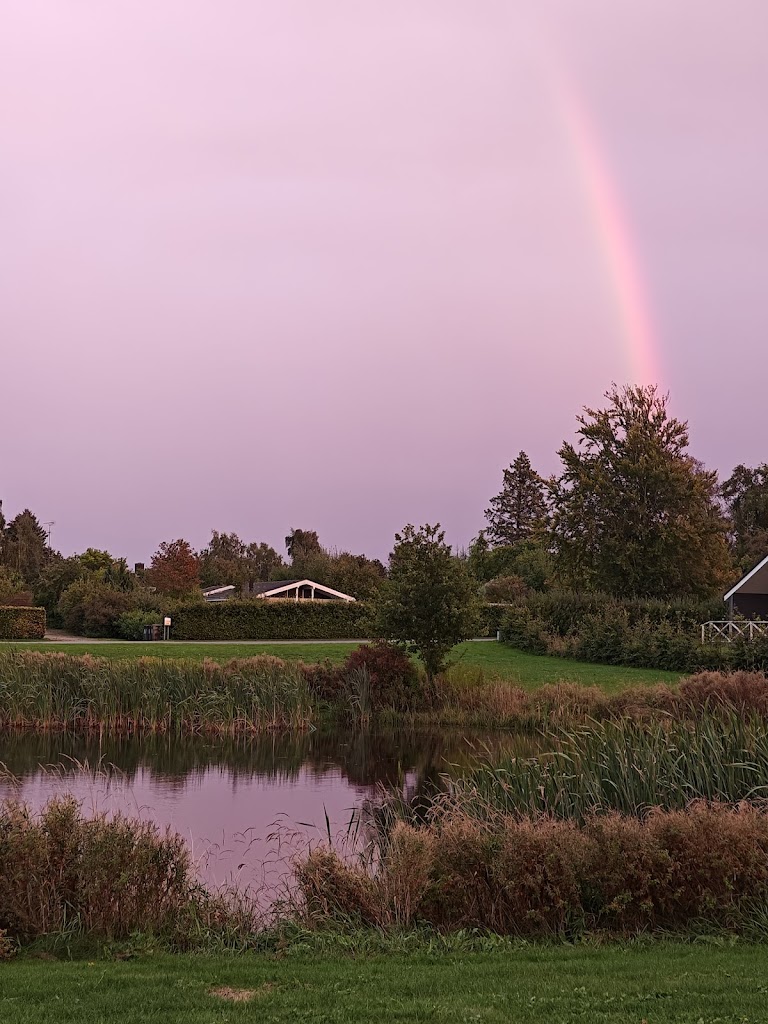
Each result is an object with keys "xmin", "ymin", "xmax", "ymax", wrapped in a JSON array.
[
  {"xmin": 550, "ymin": 384, "xmax": 731, "ymax": 599},
  {"xmin": 1, "ymin": 509, "xmax": 50, "ymax": 584},
  {"xmin": 484, "ymin": 452, "xmax": 548, "ymax": 546}
]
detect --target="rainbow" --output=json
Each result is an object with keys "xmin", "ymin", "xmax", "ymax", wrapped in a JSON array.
[{"xmin": 558, "ymin": 82, "xmax": 662, "ymax": 385}]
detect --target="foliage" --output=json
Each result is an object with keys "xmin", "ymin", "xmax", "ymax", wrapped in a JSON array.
[
  {"xmin": 298, "ymin": 802, "xmax": 768, "ymax": 937},
  {"xmin": 0, "ymin": 607, "xmax": 46, "ymax": 640},
  {"xmin": 33, "ymin": 556, "xmax": 88, "ymax": 623},
  {"xmin": 58, "ymin": 577, "xmax": 136, "ymax": 638},
  {"xmin": 373, "ymin": 524, "xmax": 480, "ymax": 680},
  {"xmin": 301, "ymin": 642, "xmax": 423, "ymax": 712},
  {"xmin": 0, "ymin": 797, "xmax": 207, "ymax": 943},
  {"xmin": 171, "ymin": 599, "xmax": 370, "ymax": 641},
  {"xmin": 497, "ymin": 593, "xmax": 768, "ymax": 674},
  {"xmin": 482, "ymin": 575, "xmax": 528, "ymax": 603},
  {"xmin": 0, "ymin": 510, "xmax": 50, "ymax": 584},
  {"xmin": 0, "ymin": 567, "xmax": 31, "ymax": 607},
  {"xmin": 146, "ymin": 539, "xmax": 200, "ymax": 597},
  {"xmin": 550, "ymin": 384, "xmax": 732, "ymax": 598},
  {"xmin": 721, "ymin": 463, "xmax": 768, "ymax": 572},
  {"xmin": 277, "ymin": 530, "xmax": 387, "ymax": 601},
  {"xmin": 484, "ymin": 451, "xmax": 548, "ymax": 546},
  {"xmin": 467, "ymin": 534, "xmax": 552, "ymax": 590},
  {"xmin": 198, "ymin": 531, "xmax": 283, "ymax": 588},
  {"xmin": 285, "ymin": 528, "xmax": 322, "ymax": 563}
]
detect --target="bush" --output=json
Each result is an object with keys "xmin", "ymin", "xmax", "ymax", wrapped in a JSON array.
[
  {"xmin": 0, "ymin": 606, "xmax": 45, "ymax": 640},
  {"xmin": 498, "ymin": 592, "xmax": 743, "ymax": 674},
  {"xmin": 301, "ymin": 643, "xmax": 424, "ymax": 713},
  {"xmin": 116, "ymin": 608, "xmax": 162, "ymax": 640},
  {"xmin": 58, "ymin": 578, "xmax": 135, "ymax": 638},
  {"xmin": 296, "ymin": 803, "xmax": 768, "ymax": 937},
  {"xmin": 171, "ymin": 600, "xmax": 371, "ymax": 641}
]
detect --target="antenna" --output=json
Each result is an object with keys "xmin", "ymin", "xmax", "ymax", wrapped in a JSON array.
[{"xmin": 44, "ymin": 521, "xmax": 55, "ymax": 546}]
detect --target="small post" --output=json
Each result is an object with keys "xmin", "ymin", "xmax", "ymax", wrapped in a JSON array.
[{"xmin": 163, "ymin": 616, "xmax": 171, "ymax": 641}]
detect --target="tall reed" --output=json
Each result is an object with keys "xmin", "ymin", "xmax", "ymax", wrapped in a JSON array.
[
  {"xmin": 0, "ymin": 651, "xmax": 314, "ymax": 733},
  {"xmin": 444, "ymin": 712, "xmax": 768, "ymax": 821}
]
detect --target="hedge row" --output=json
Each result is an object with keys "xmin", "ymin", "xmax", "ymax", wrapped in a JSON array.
[
  {"xmin": 500, "ymin": 603, "xmax": 768, "ymax": 674},
  {"xmin": 170, "ymin": 600, "xmax": 372, "ymax": 641},
  {"xmin": 162, "ymin": 600, "xmax": 504, "ymax": 642},
  {"xmin": 517, "ymin": 590, "xmax": 724, "ymax": 635},
  {"xmin": 0, "ymin": 606, "xmax": 46, "ymax": 641}
]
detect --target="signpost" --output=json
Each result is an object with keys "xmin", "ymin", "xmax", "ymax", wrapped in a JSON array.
[{"xmin": 163, "ymin": 616, "xmax": 171, "ymax": 641}]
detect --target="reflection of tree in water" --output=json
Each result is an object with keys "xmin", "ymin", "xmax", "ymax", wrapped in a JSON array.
[{"xmin": 0, "ymin": 728, "xmax": 541, "ymax": 795}]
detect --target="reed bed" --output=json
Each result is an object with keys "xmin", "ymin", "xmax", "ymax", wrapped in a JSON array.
[
  {"xmin": 0, "ymin": 651, "xmax": 315, "ymax": 733},
  {"xmin": 444, "ymin": 712, "xmax": 768, "ymax": 821}
]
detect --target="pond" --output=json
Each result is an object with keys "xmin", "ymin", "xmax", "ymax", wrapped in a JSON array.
[{"xmin": 0, "ymin": 729, "xmax": 538, "ymax": 893}]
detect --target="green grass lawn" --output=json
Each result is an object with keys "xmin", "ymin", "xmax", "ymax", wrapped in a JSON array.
[
  {"xmin": 1, "ymin": 640, "xmax": 680, "ymax": 691},
  {"xmin": 1, "ymin": 943, "xmax": 765, "ymax": 1022}
]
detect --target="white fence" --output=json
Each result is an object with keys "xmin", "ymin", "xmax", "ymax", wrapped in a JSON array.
[{"xmin": 701, "ymin": 620, "xmax": 768, "ymax": 643}]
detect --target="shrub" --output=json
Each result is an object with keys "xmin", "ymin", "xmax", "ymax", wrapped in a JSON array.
[
  {"xmin": 296, "ymin": 803, "xmax": 768, "ymax": 937},
  {"xmin": 0, "ymin": 798, "xmax": 197, "ymax": 942},
  {"xmin": 58, "ymin": 578, "xmax": 135, "ymax": 638},
  {"xmin": 116, "ymin": 608, "xmax": 162, "ymax": 640},
  {"xmin": 301, "ymin": 644, "xmax": 424, "ymax": 713},
  {"xmin": 498, "ymin": 594, "xmax": 742, "ymax": 674},
  {"xmin": 0, "ymin": 606, "xmax": 45, "ymax": 640},
  {"xmin": 344, "ymin": 642, "xmax": 423, "ymax": 711}
]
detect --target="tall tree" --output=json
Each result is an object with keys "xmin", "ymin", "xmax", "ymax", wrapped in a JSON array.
[
  {"xmin": 146, "ymin": 539, "xmax": 200, "ymax": 597},
  {"xmin": 285, "ymin": 528, "xmax": 322, "ymax": 564},
  {"xmin": 199, "ymin": 531, "xmax": 283, "ymax": 587},
  {"xmin": 373, "ymin": 523, "xmax": 480, "ymax": 681},
  {"xmin": 1, "ymin": 509, "xmax": 50, "ymax": 584},
  {"xmin": 721, "ymin": 464, "xmax": 768, "ymax": 571},
  {"xmin": 484, "ymin": 452, "xmax": 548, "ymax": 546},
  {"xmin": 550, "ymin": 384, "xmax": 731, "ymax": 599}
]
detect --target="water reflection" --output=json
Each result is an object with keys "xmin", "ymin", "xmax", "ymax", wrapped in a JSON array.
[{"xmin": 0, "ymin": 728, "xmax": 539, "ymax": 888}]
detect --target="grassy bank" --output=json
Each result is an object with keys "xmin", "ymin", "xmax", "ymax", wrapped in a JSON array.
[
  {"xmin": 0, "ymin": 648, "xmax": 721, "ymax": 734},
  {"xmin": 3, "ymin": 641, "xmax": 681, "ymax": 690},
  {"xmin": 3, "ymin": 942, "xmax": 767, "ymax": 1023}
]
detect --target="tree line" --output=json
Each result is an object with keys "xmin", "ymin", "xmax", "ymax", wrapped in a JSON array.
[{"xmin": 2, "ymin": 384, "xmax": 766, "ymax": 633}]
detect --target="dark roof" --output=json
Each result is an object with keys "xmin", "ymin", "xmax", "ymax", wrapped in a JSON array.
[{"xmin": 202, "ymin": 584, "xmax": 236, "ymax": 594}]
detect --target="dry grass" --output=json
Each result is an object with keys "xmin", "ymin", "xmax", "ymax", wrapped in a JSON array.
[{"xmin": 296, "ymin": 802, "xmax": 768, "ymax": 937}]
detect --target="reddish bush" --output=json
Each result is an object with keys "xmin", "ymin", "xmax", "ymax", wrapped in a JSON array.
[
  {"xmin": 301, "ymin": 644, "xmax": 423, "ymax": 712},
  {"xmin": 343, "ymin": 642, "xmax": 422, "ymax": 711},
  {"xmin": 679, "ymin": 671, "xmax": 768, "ymax": 714}
]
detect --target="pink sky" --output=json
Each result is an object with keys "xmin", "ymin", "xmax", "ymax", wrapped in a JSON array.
[{"xmin": 2, "ymin": 1, "xmax": 767, "ymax": 563}]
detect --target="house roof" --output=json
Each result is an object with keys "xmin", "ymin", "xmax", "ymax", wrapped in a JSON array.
[
  {"xmin": 251, "ymin": 579, "xmax": 356, "ymax": 602},
  {"xmin": 202, "ymin": 584, "xmax": 237, "ymax": 596},
  {"xmin": 248, "ymin": 580, "xmax": 303, "ymax": 595},
  {"xmin": 724, "ymin": 554, "xmax": 768, "ymax": 602}
]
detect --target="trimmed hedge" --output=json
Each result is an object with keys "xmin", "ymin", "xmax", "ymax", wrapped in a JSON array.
[
  {"xmin": 0, "ymin": 606, "xmax": 46, "ymax": 641},
  {"xmin": 167, "ymin": 600, "xmax": 504, "ymax": 642},
  {"xmin": 171, "ymin": 600, "xmax": 372, "ymax": 641}
]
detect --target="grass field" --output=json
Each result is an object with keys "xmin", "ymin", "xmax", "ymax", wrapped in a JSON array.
[
  {"xmin": 0, "ymin": 640, "xmax": 680, "ymax": 691},
  {"xmin": 1, "ymin": 942, "xmax": 764, "ymax": 1022}
]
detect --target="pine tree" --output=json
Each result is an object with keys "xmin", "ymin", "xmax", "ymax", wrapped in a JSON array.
[{"xmin": 484, "ymin": 452, "xmax": 548, "ymax": 546}]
